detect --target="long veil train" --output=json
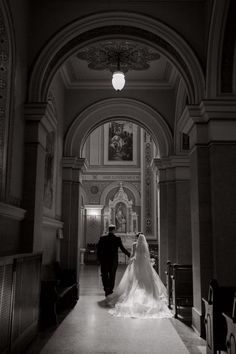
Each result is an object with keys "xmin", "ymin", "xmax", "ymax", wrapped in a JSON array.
[{"xmin": 106, "ymin": 234, "xmax": 173, "ymax": 319}]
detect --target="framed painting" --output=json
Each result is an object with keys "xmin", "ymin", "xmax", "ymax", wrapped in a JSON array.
[{"xmin": 104, "ymin": 121, "xmax": 137, "ymax": 165}]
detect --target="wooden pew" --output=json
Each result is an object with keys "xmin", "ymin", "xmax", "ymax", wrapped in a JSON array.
[
  {"xmin": 203, "ymin": 279, "xmax": 236, "ymax": 354},
  {"xmin": 40, "ymin": 263, "xmax": 78, "ymax": 327},
  {"xmin": 223, "ymin": 292, "xmax": 236, "ymax": 354},
  {"xmin": 0, "ymin": 253, "xmax": 42, "ymax": 354},
  {"xmin": 165, "ymin": 261, "xmax": 174, "ymax": 309},
  {"xmin": 171, "ymin": 264, "xmax": 193, "ymax": 318}
]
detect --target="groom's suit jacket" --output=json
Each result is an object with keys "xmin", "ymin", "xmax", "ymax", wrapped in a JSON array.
[{"xmin": 97, "ymin": 232, "xmax": 130, "ymax": 265}]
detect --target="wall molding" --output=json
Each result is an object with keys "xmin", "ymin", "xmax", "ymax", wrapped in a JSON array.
[{"xmin": 0, "ymin": 202, "xmax": 26, "ymax": 221}]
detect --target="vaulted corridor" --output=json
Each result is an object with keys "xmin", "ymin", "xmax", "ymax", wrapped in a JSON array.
[{"xmin": 27, "ymin": 266, "xmax": 206, "ymax": 354}]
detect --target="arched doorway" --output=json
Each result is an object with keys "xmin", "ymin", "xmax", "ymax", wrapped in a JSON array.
[
  {"xmin": 79, "ymin": 119, "xmax": 158, "ymax": 265},
  {"xmin": 25, "ymin": 11, "xmax": 205, "ymax": 329}
]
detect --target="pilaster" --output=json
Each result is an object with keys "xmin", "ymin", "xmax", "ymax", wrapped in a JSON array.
[
  {"xmin": 21, "ymin": 102, "xmax": 56, "ymax": 252},
  {"xmin": 61, "ymin": 157, "xmax": 87, "ymax": 270},
  {"xmin": 152, "ymin": 156, "xmax": 191, "ymax": 281},
  {"xmin": 180, "ymin": 100, "xmax": 236, "ymax": 336}
]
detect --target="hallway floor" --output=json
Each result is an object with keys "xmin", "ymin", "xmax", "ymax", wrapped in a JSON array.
[{"xmin": 27, "ymin": 265, "xmax": 206, "ymax": 354}]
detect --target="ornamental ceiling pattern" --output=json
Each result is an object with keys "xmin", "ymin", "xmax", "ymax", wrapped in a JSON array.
[{"xmin": 76, "ymin": 40, "xmax": 160, "ymax": 73}]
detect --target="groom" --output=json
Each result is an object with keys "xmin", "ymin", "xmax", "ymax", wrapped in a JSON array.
[{"xmin": 97, "ymin": 224, "xmax": 130, "ymax": 297}]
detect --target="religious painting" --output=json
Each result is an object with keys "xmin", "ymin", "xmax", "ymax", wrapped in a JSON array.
[{"xmin": 104, "ymin": 121, "xmax": 137, "ymax": 165}]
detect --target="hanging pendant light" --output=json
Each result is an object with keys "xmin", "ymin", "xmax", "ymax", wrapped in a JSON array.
[
  {"xmin": 112, "ymin": 52, "xmax": 125, "ymax": 91},
  {"xmin": 112, "ymin": 71, "xmax": 125, "ymax": 91}
]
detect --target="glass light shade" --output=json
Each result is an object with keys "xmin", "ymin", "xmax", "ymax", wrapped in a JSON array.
[{"xmin": 112, "ymin": 71, "xmax": 125, "ymax": 91}]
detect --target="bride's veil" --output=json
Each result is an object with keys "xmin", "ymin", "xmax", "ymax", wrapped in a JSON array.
[
  {"xmin": 135, "ymin": 233, "xmax": 150, "ymax": 262},
  {"xmin": 134, "ymin": 233, "xmax": 167, "ymax": 298}
]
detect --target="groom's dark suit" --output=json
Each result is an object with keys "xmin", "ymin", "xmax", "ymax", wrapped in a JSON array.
[{"xmin": 97, "ymin": 229, "xmax": 130, "ymax": 296}]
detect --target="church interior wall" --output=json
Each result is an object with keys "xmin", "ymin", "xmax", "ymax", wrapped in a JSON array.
[
  {"xmin": 175, "ymin": 180, "xmax": 191, "ymax": 264},
  {"xmin": 39, "ymin": 73, "xmax": 65, "ymax": 265},
  {"xmin": 8, "ymin": 0, "xmax": 29, "ymax": 206},
  {"xmin": 209, "ymin": 143, "xmax": 236, "ymax": 286},
  {"xmin": 0, "ymin": 0, "xmax": 30, "ymax": 256},
  {"xmin": 0, "ymin": 215, "xmax": 21, "ymax": 255},
  {"xmin": 49, "ymin": 72, "xmax": 65, "ymax": 219}
]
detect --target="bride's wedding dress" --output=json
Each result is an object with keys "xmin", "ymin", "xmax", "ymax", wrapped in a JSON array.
[{"xmin": 106, "ymin": 234, "xmax": 173, "ymax": 319}]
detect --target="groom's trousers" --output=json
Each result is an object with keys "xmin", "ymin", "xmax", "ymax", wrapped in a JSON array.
[{"xmin": 100, "ymin": 262, "xmax": 118, "ymax": 296}]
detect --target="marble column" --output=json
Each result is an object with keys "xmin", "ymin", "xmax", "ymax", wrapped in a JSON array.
[
  {"xmin": 153, "ymin": 156, "xmax": 191, "ymax": 282},
  {"xmin": 181, "ymin": 100, "xmax": 236, "ymax": 336},
  {"xmin": 61, "ymin": 157, "xmax": 86, "ymax": 271},
  {"xmin": 22, "ymin": 103, "xmax": 56, "ymax": 252}
]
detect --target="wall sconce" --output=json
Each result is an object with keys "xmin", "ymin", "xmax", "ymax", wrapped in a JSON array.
[{"xmin": 85, "ymin": 205, "xmax": 103, "ymax": 216}]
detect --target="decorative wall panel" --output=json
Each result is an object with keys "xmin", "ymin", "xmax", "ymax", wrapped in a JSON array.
[{"xmin": 144, "ymin": 133, "xmax": 154, "ymax": 236}]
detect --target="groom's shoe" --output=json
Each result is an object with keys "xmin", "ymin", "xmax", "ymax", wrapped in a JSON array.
[{"xmin": 105, "ymin": 290, "xmax": 113, "ymax": 297}]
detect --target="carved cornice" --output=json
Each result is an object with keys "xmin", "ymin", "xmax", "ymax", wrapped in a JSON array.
[
  {"xmin": 25, "ymin": 102, "xmax": 57, "ymax": 133},
  {"xmin": 178, "ymin": 100, "xmax": 236, "ymax": 147},
  {"xmin": 62, "ymin": 157, "xmax": 87, "ymax": 182},
  {"xmin": 152, "ymin": 156, "xmax": 190, "ymax": 182},
  {"xmin": 62, "ymin": 156, "xmax": 87, "ymax": 170}
]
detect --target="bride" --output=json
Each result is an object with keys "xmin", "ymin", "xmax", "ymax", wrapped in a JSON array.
[{"xmin": 106, "ymin": 233, "xmax": 173, "ymax": 319}]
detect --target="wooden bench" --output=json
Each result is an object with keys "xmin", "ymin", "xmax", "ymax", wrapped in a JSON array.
[
  {"xmin": 203, "ymin": 279, "xmax": 236, "ymax": 354},
  {"xmin": 171, "ymin": 264, "xmax": 193, "ymax": 318},
  {"xmin": 223, "ymin": 292, "xmax": 236, "ymax": 354},
  {"xmin": 40, "ymin": 265, "xmax": 78, "ymax": 327},
  {"xmin": 0, "ymin": 253, "xmax": 42, "ymax": 354}
]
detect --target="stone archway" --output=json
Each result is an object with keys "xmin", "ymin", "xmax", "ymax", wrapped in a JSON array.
[
  {"xmin": 28, "ymin": 12, "xmax": 205, "ymax": 104},
  {"xmin": 64, "ymin": 98, "xmax": 173, "ymax": 158},
  {"xmin": 26, "ymin": 11, "xmax": 205, "ymax": 287}
]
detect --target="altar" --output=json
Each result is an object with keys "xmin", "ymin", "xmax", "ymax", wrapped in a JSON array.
[{"xmin": 103, "ymin": 183, "xmax": 138, "ymax": 264}]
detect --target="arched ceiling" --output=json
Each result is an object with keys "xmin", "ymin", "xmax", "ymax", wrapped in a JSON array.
[{"xmin": 60, "ymin": 39, "xmax": 178, "ymax": 90}]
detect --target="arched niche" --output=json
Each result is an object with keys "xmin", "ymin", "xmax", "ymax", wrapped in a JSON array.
[
  {"xmin": 100, "ymin": 180, "xmax": 140, "ymax": 207},
  {"xmin": 29, "ymin": 12, "xmax": 205, "ymax": 105},
  {"xmin": 106, "ymin": 183, "xmax": 138, "ymax": 234},
  {"xmin": 64, "ymin": 98, "xmax": 173, "ymax": 158}
]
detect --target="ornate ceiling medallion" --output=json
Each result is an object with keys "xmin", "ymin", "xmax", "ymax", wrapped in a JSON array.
[{"xmin": 76, "ymin": 40, "xmax": 160, "ymax": 73}]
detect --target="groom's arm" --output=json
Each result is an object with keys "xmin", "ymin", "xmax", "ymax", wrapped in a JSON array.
[{"xmin": 118, "ymin": 238, "xmax": 131, "ymax": 257}]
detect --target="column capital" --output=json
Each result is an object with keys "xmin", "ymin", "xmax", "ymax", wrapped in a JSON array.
[
  {"xmin": 179, "ymin": 100, "xmax": 236, "ymax": 148},
  {"xmin": 25, "ymin": 102, "xmax": 57, "ymax": 131},
  {"xmin": 152, "ymin": 155, "xmax": 190, "ymax": 182},
  {"xmin": 24, "ymin": 102, "xmax": 57, "ymax": 146},
  {"xmin": 62, "ymin": 157, "xmax": 87, "ymax": 182},
  {"xmin": 62, "ymin": 157, "xmax": 87, "ymax": 169}
]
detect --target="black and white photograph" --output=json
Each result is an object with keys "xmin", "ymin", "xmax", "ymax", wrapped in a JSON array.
[{"xmin": 0, "ymin": 1, "xmax": 235, "ymax": 354}]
